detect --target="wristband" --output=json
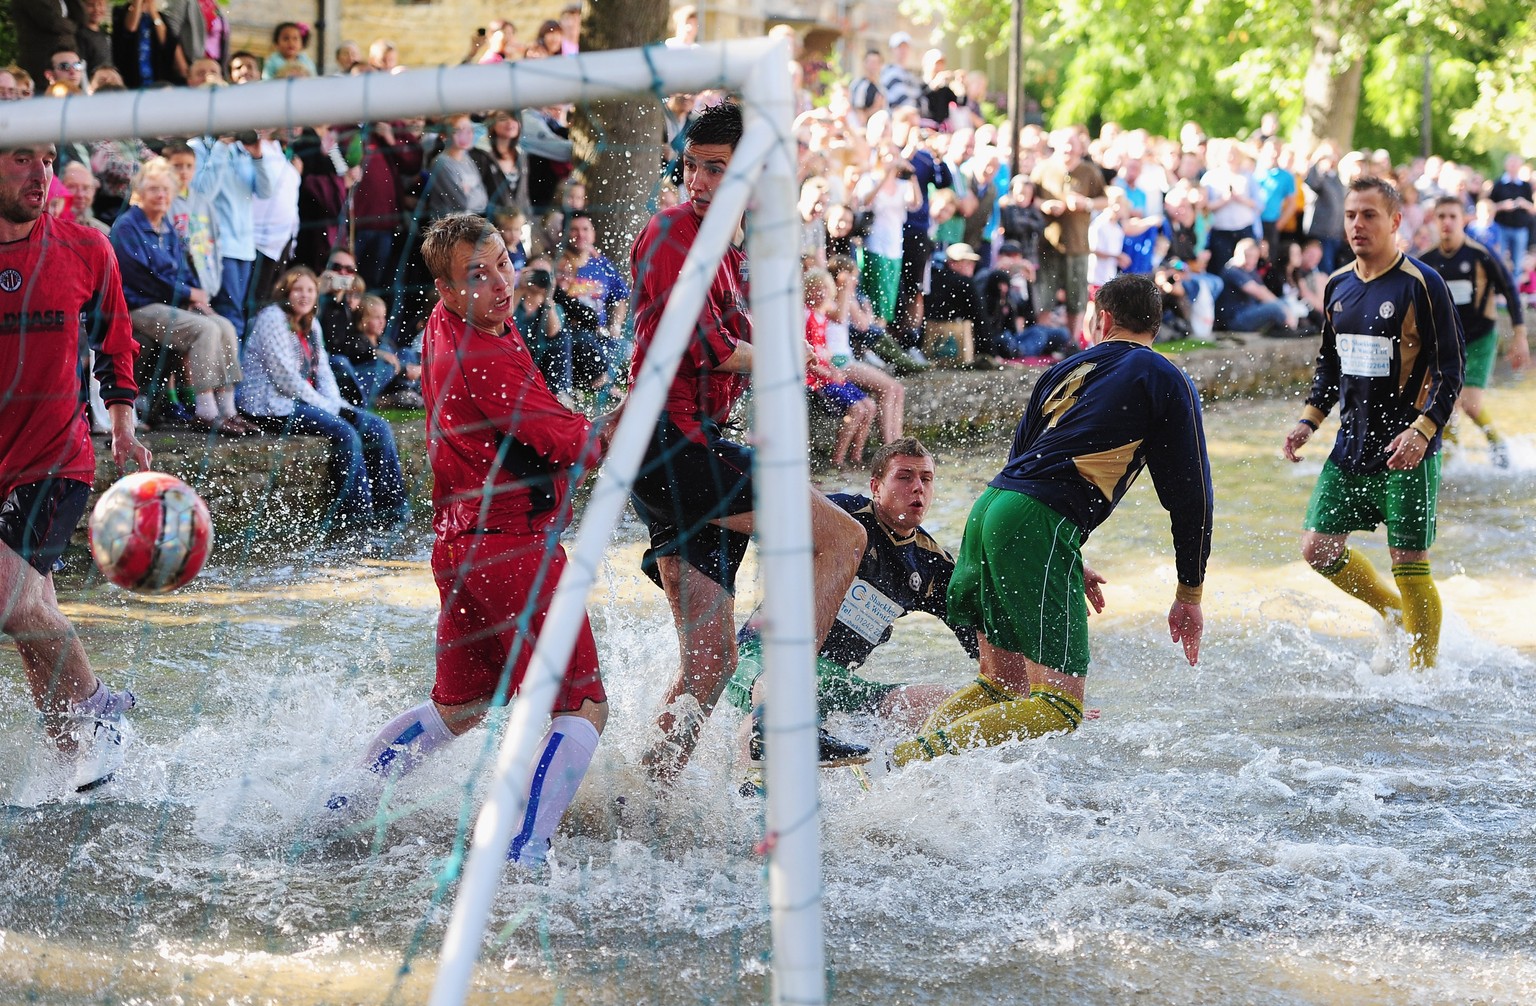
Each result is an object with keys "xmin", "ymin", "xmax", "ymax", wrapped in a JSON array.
[{"xmin": 1297, "ymin": 417, "xmax": 1317, "ymax": 430}]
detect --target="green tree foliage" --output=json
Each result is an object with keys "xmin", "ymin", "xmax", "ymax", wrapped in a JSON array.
[
  {"xmin": 903, "ymin": 0, "xmax": 1533, "ymax": 161},
  {"xmin": 0, "ymin": 4, "xmax": 17, "ymax": 69}
]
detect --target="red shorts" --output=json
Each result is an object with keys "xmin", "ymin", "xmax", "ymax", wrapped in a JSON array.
[{"xmin": 430, "ymin": 532, "xmax": 606, "ymax": 710}]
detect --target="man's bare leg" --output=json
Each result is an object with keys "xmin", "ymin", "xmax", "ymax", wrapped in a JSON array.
[
  {"xmin": 1, "ymin": 546, "xmax": 101, "ymax": 743},
  {"xmin": 646, "ymin": 492, "xmax": 865, "ymax": 782}
]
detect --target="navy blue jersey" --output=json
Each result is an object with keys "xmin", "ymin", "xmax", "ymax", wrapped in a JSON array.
[
  {"xmin": 991, "ymin": 339, "xmax": 1212, "ymax": 593},
  {"xmin": 1419, "ymin": 238, "xmax": 1524, "ymax": 343},
  {"xmin": 1302, "ymin": 254, "xmax": 1464, "ymax": 474},
  {"xmin": 740, "ymin": 493, "xmax": 978, "ymax": 670}
]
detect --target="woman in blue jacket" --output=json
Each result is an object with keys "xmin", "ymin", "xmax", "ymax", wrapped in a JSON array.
[{"xmin": 110, "ymin": 157, "xmax": 255, "ymax": 434}]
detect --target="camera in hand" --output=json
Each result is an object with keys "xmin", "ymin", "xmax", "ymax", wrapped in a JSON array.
[{"xmin": 896, "ymin": 167, "xmax": 915, "ymax": 180}]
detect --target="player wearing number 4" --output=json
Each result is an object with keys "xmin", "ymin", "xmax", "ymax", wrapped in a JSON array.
[
  {"xmin": 1284, "ymin": 177, "xmax": 1463, "ymax": 671},
  {"xmin": 1419, "ymin": 195, "xmax": 1529, "ymax": 468},
  {"xmin": 894, "ymin": 274, "xmax": 1212, "ymax": 765},
  {"xmin": 0, "ymin": 145, "xmax": 150, "ymax": 791}
]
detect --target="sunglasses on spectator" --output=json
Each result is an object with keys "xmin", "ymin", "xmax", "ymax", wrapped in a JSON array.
[
  {"xmin": 329, "ymin": 262, "xmax": 357, "ymax": 273},
  {"xmin": 54, "ymin": 60, "xmax": 85, "ymax": 71}
]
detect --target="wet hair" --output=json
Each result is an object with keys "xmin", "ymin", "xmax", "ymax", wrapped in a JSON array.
[
  {"xmin": 685, "ymin": 99, "xmax": 744, "ymax": 151},
  {"xmin": 422, "ymin": 212, "xmax": 501, "ymax": 282},
  {"xmin": 1347, "ymin": 175, "xmax": 1403, "ymax": 214},
  {"xmin": 870, "ymin": 438, "xmax": 934, "ymax": 480},
  {"xmin": 1093, "ymin": 274, "xmax": 1161, "ymax": 336}
]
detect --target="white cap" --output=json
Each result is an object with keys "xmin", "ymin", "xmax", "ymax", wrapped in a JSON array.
[{"xmin": 889, "ymin": 31, "xmax": 913, "ymax": 48}]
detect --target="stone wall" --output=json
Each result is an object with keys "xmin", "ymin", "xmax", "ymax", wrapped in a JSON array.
[{"xmin": 88, "ymin": 333, "xmax": 1327, "ymax": 557}]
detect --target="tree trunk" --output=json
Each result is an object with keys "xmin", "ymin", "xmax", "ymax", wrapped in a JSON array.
[
  {"xmin": 1297, "ymin": 0, "xmax": 1368, "ymax": 154},
  {"xmin": 569, "ymin": 0, "xmax": 671, "ymax": 262}
]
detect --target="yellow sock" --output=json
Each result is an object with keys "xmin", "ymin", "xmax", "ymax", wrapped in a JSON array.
[
  {"xmin": 1466, "ymin": 404, "xmax": 1501, "ymax": 443},
  {"xmin": 919, "ymin": 675, "xmax": 1020, "ymax": 734},
  {"xmin": 1392, "ymin": 561, "xmax": 1441, "ymax": 669},
  {"xmin": 1317, "ymin": 547, "xmax": 1402, "ymax": 617},
  {"xmin": 892, "ymin": 685, "xmax": 1083, "ymax": 766}
]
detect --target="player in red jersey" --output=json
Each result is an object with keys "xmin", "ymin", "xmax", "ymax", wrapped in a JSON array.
[
  {"xmin": 0, "ymin": 144, "xmax": 150, "ymax": 791},
  {"xmin": 626, "ymin": 100, "xmax": 867, "ymax": 782},
  {"xmin": 330, "ymin": 214, "xmax": 611, "ymax": 866}
]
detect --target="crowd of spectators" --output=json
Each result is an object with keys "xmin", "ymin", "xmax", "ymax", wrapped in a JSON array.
[{"xmin": 6, "ymin": 3, "xmax": 1535, "ymax": 476}]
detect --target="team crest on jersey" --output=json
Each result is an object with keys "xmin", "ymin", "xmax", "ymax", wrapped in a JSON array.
[
  {"xmin": 0, "ymin": 269, "xmax": 21, "ymax": 293},
  {"xmin": 1378, "ymin": 301, "xmax": 1395, "ymax": 319},
  {"xmin": 909, "ymin": 572, "xmax": 922, "ymax": 591},
  {"xmin": 1460, "ymin": 261, "xmax": 1471, "ymax": 273}
]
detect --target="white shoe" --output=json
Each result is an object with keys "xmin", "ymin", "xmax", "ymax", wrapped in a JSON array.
[{"xmin": 69, "ymin": 716, "xmax": 130, "ymax": 792}]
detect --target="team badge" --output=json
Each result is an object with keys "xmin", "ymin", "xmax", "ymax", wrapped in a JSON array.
[
  {"xmin": 1460, "ymin": 261, "xmax": 1471, "ymax": 273},
  {"xmin": 910, "ymin": 572, "xmax": 922, "ymax": 591},
  {"xmin": 0, "ymin": 269, "xmax": 21, "ymax": 293},
  {"xmin": 1378, "ymin": 301, "xmax": 1395, "ymax": 319}
]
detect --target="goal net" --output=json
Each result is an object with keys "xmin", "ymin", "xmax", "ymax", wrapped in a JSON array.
[{"xmin": 0, "ymin": 38, "xmax": 827, "ymax": 1006}]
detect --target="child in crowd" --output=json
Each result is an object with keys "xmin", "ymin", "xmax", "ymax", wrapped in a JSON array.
[
  {"xmin": 805, "ymin": 269, "xmax": 877, "ymax": 468},
  {"xmin": 827, "ymin": 256, "xmax": 905, "ymax": 444},
  {"xmin": 264, "ymin": 22, "xmax": 318, "ymax": 79},
  {"xmin": 1088, "ymin": 189, "xmax": 1129, "ymax": 292}
]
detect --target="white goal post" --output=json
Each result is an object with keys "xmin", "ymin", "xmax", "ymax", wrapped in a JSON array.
[{"xmin": 0, "ymin": 38, "xmax": 825, "ymax": 1006}]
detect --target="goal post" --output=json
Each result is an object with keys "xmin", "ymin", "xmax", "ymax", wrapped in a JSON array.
[{"xmin": 2, "ymin": 37, "xmax": 825, "ymax": 1006}]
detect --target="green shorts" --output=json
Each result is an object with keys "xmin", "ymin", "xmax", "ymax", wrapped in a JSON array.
[
  {"xmin": 722, "ymin": 638, "xmax": 899, "ymax": 717},
  {"xmin": 1303, "ymin": 454, "xmax": 1441, "ymax": 550},
  {"xmin": 946, "ymin": 487, "xmax": 1090, "ymax": 676},
  {"xmin": 860, "ymin": 252, "xmax": 901, "ymax": 323},
  {"xmin": 1462, "ymin": 331, "xmax": 1497, "ymax": 390}
]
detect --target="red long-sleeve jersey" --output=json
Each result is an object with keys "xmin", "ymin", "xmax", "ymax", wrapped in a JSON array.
[
  {"xmin": 628, "ymin": 204, "xmax": 752, "ymax": 442},
  {"xmin": 0, "ymin": 213, "xmax": 138, "ymax": 497},
  {"xmin": 422, "ymin": 301, "xmax": 598, "ymax": 539}
]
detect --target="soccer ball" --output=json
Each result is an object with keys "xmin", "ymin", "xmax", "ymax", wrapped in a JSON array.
[{"xmin": 89, "ymin": 472, "xmax": 213, "ymax": 593}]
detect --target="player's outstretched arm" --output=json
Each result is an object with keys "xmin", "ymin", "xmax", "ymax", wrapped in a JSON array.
[
  {"xmin": 1168, "ymin": 599, "xmax": 1202, "ymax": 665},
  {"xmin": 108, "ymin": 403, "xmax": 152, "ymax": 472}
]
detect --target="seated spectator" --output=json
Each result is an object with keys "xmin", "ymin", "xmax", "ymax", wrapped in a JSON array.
[
  {"xmin": 240, "ymin": 267, "xmax": 409, "ymax": 535},
  {"xmin": 1286, "ymin": 238, "xmax": 1326, "ymax": 331},
  {"xmin": 334, "ymin": 39, "xmax": 363, "ymax": 73},
  {"xmin": 5, "ymin": 66, "xmax": 35, "ymax": 99},
  {"xmin": 975, "ymin": 241, "xmax": 1076, "ymax": 360},
  {"xmin": 1214, "ymin": 238, "xmax": 1294, "ymax": 335},
  {"xmin": 0, "ymin": 68, "xmax": 20, "ymax": 100},
  {"xmin": 664, "ymin": 4, "xmax": 699, "ymax": 48},
  {"xmin": 60, "ymin": 162, "xmax": 110, "ymax": 234},
  {"xmin": 805, "ymin": 270, "xmax": 877, "ymax": 468},
  {"xmin": 263, "ymin": 21, "xmax": 317, "ymax": 79},
  {"xmin": 923, "ymin": 243, "xmax": 985, "ymax": 366},
  {"xmin": 110, "ymin": 159, "xmax": 252, "ymax": 435},
  {"xmin": 367, "ymin": 39, "xmax": 399, "ymax": 74},
  {"xmin": 828, "ymin": 256, "xmax": 905, "ymax": 443},
  {"xmin": 87, "ymin": 65, "xmax": 122, "ymax": 91}
]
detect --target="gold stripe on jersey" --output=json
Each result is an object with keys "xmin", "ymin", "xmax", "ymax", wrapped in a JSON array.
[{"xmin": 1072, "ymin": 439, "xmax": 1144, "ymax": 499}]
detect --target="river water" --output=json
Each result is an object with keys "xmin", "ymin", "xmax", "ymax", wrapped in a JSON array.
[{"xmin": 2, "ymin": 382, "xmax": 1534, "ymax": 1005}]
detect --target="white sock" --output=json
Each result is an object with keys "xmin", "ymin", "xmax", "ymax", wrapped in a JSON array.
[
  {"xmin": 194, "ymin": 390, "xmax": 219, "ymax": 422},
  {"xmin": 507, "ymin": 714, "xmax": 600, "ymax": 864},
  {"xmin": 216, "ymin": 387, "xmax": 237, "ymax": 418},
  {"xmin": 360, "ymin": 701, "xmax": 455, "ymax": 781}
]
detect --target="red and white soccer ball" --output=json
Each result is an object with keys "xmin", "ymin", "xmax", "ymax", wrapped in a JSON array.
[{"xmin": 89, "ymin": 472, "xmax": 213, "ymax": 593}]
